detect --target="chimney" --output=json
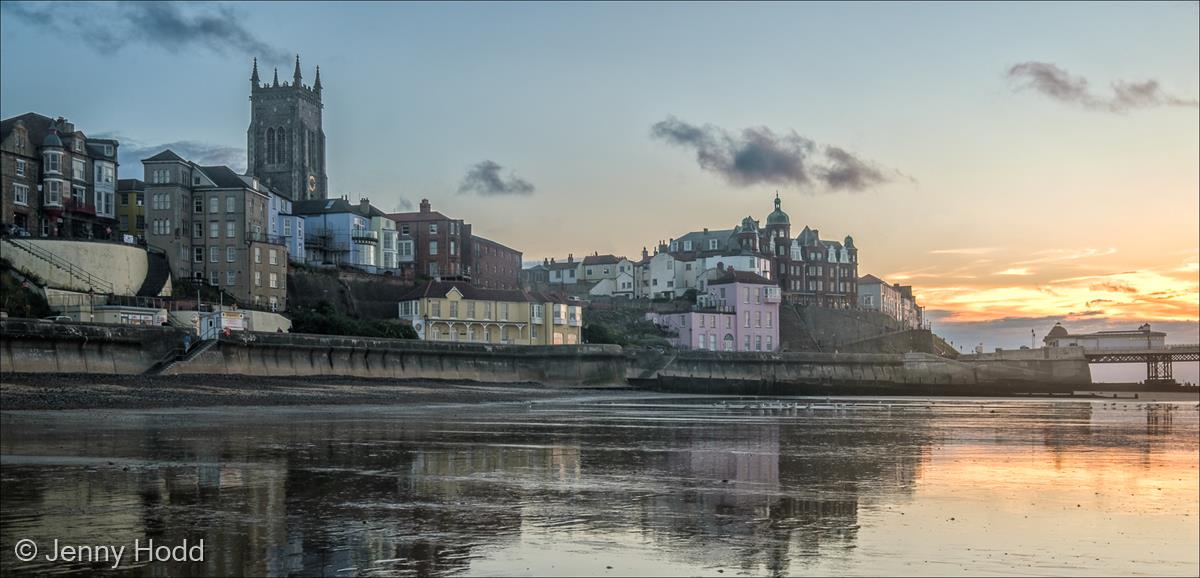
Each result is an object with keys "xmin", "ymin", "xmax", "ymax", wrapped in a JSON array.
[
  {"xmin": 359, "ymin": 198, "xmax": 370, "ymax": 213},
  {"xmin": 543, "ymin": 258, "xmax": 549, "ymax": 266},
  {"xmin": 642, "ymin": 247, "xmax": 648, "ymax": 260},
  {"xmin": 703, "ymin": 227, "xmax": 708, "ymax": 233},
  {"xmin": 419, "ymin": 199, "xmax": 431, "ymax": 213},
  {"xmin": 550, "ymin": 258, "xmax": 555, "ymax": 264},
  {"xmin": 568, "ymin": 253, "xmax": 574, "ymax": 263}
]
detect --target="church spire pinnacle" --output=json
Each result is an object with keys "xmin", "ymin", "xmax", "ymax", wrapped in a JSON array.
[
  {"xmin": 293, "ymin": 54, "xmax": 302, "ymax": 86},
  {"xmin": 313, "ymin": 65, "xmax": 322, "ymax": 93},
  {"xmin": 272, "ymin": 67, "xmax": 279, "ymax": 87},
  {"xmin": 250, "ymin": 57, "xmax": 259, "ymax": 85}
]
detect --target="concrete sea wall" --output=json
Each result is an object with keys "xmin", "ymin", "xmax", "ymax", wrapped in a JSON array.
[
  {"xmin": 0, "ymin": 319, "xmax": 188, "ymax": 375},
  {"xmin": 166, "ymin": 331, "xmax": 627, "ymax": 386},
  {"xmin": 1, "ymin": 320, "xmax": 1092, "ymax": 392}
]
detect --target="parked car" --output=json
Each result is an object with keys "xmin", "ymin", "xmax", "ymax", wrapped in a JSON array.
[{"xmin": 42, "ymin": 315, "xmax": 73, "ymax": 323}]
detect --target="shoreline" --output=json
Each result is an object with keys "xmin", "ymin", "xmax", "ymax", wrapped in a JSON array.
[
  {"xmin": 2, "ymin": 372, "xmax": 1196, "ymax": 411},
  {"xmin": 0, "ymin": 373, "xmax": 612, "ymax": 411}
]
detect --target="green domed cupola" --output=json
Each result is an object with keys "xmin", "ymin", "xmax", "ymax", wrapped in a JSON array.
[{"xmin": 766, "ymin": 192, "xmax": 789, "ymax": 226}]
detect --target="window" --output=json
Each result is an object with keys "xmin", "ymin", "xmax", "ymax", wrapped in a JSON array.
[
  {"xmin": 209, "ymin": 196, "xmax": 218, "ymax": 213},
  {"xmin": 744, "ymin": 287, "xmax": 750, "ymax": 304},
  {"xmin": 401, "ymin": 224, "xmax": 410, "ymax": 235},
  {"xmin": 73, "ymin": 139, "xmax": 84, "ymax": 153},
  {"xmin": 227, "ymin": 246, "xmax": 236, "ymax": 262},
  {"xmin": 449, "ymin": 302, "xmax": 458, "ymax": 318},
  {"xmin": 743, "ymin": 311, "xmax": 750, "ymax": 328},
  {"xmin": 431, "ymin": 301, "xmax": 441, "ymax": 317},
  {"xmin": 429, "ymin": 223, "xmax": 438, "ymax": 234},
  {"xmin": 726, "ymin": 316, "xmax": 732, "ymax": 329},
  {"xmin": 15, "ymin": 159, "xmax": 25, "ymax": 177},
  {"xmin": 269, "ymin": 249, "xmax": 277, "ymax": 265},
  {"xmin": 756, "ymin": 335, "xmax": 762, "ymax": 351},
  {"xmin": 450, "ymin": 240, "xmax": 457, "ymax": 255},
  {"xmin": 226, "ymin": 221, "xmax": 235, "ymax": 238},
  {"xmin": 210, "ymin": 246, "xmax": 219, "ymax": 263},
  {"xmin": 283, "ymin": 219, "xmax": 291, "ymax": 236},
  {"xmin": 194, "ymin": 247, "xmax": 204, "ymax": 263},
  {"xmin": 483, "ymin": 302, "xmax": 492, "ymax": 319},
  {"xmin": 744, "ymin": 335, "xmax": 751, "ymax": 351},
  {"xmin": 226, "ymin": 271, "xmax": 236, "ymax": 286},
  {"xmin": 269, "ymin": 273, "xmax": 278, "ymax": 288},
  {"xmin": 254, "ymin": 247, "xmax": 261, "ymax": 263},
  {"xmin": 104, "ymin": 145, "xmax": 113, "ymax": 156},
  {"xmin": 254, "ymin": 271, "xmax": 261, "ymax": 286},
  {"xmin": 226, "ymin": 195, "xmax": 236, "ymax": 213},
  {"xmin": 209, "ymin": 270, "xmax": 219, "ymax": 286},
  {"xmin": 99, "ymin": 163, "xmax": 114, "ymax": 184},
  {"xmin": 709, "ymin": 239, "xmax": 718, "ymax": 250},
  {"xmin": 766, "ymin": 312, "xmax": 773, "ymax": 328},
  {"xmin": 209, "ymin": 222, "xmax": 219, "ymax": 238},
  {"xmin": 193, "ymin": 226, "xmax": 203, "ymax": 240},
  {"xmin": 429, "ymin": 240, "xmax": 438, "ymax": 255},
  {"xmin": 501, "ymin": 303, "xmax": 509, "ymax": 320},
  {"xmin": 72, "ymin": 185, "xmax": 85, "ymax": 201},
  {"xmin": 755, "ymin": 311, "xmax": 762, "ymax": 328},
  {"xmin": 756, "ymin": 288, "xmax": 762, "ymax": 304},
  {"xmin": 44, "ymin": 152, "xmax": 61, "ymax": 174},
  {"xmin": 45, "ymin": 180, "xmax": 63, "ymax": 205},
  {"xmin": 14, "ymin": 184, "xmax": 29, "ymax": 206}
]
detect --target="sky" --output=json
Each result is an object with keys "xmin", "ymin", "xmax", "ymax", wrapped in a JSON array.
[{"xmin": 2, "ymin": 1, "xmax": 1198, "ymax": 356}]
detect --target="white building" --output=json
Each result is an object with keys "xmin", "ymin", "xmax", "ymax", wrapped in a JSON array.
[{"xmin": 1043, "ymin": 323, "xmax": 1167, "ymax": 349}]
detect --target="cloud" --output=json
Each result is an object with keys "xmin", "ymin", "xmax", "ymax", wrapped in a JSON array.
[
  {"xmin": 995, "ymin": 268, "xmax": 1033, "ymax": 276},
  {"xmin": 649, "ymin": 116, "xmax": 902, "ymax": 191},
  {"xmin": 1006, "ymin": 62, "xmax": 1199, "ymax": 112},
  {"xmin": 100, "ymin": 134, "xmax": 246, "ymax": 177},
  {"xmin": 457, "ymin": 160, "xmax": 535, "ymax": 196},
  {"xmin": 0, "ymin": 1, "xmax": 288, "ymax": 61},
  {"xmin": 1015, "ymin": 247, "xmax": 1117, "ymax": 265}
]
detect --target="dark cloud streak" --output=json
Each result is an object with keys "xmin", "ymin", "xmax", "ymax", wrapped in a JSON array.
[
  {"xmin": 650, "ymin": 116, "xmax": 897, "ymax": 192},
  {"xmin": 1, "ymin": 1, "xmax": 287, "ymax": 61},
  {"xmin": 101, "ymin": 134, "xmax": 246, "ymax": 178},
  {"xmin": 457, "ymin": 161, "xmax": 535, "ymax": 196},
  {"xmin": 1006, "ymin": 61, "xmax": 1198, "ymax": 112}
]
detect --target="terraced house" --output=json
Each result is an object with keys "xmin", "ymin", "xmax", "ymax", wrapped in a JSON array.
[
  {"xmin": 397, "ymin": 281, "xmax": 582, "ymax": 345},
  {"xmin": 141, "ymin": 149, "xmax": 290, "ymax": 311},
  {"xmin": 1, "ymin": 113, "xmax": 118, "ymax": 239}
]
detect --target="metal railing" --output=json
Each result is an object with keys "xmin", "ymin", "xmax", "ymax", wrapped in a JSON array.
[{"xmin": 2, "ymin": 238, "xmax": 115, "ymax": 294}]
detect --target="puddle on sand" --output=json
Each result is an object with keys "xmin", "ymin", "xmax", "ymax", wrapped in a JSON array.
[{"xmin": 2, "ymin": 396, "xmax": 1198, "ymax": 576}]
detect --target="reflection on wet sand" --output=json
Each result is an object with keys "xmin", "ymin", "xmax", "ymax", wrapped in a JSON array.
[{"xmin": 1, "ymin": 398, "xmax": 1197, "ymax": 576}]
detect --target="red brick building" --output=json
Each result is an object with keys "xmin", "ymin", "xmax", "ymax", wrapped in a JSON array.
[{"xmin": 386, "ymin": 198, "xmax": 521, "ymax": 289}]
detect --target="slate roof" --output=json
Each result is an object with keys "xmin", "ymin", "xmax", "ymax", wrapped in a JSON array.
[
  {"xmin": 581, "ymin": 254, "xmax": 621, "ymax": 266},
  {"xmin": 708, "ymin": 270, "xmax": 774, "ymax": 286},
  {"xmin": 117, "ymin": 179, "xmax": 145, "ymax": 192},
  {"xmin": 0, "ymin": 112, "xmax": 55, "ymax": 148},
  {"xmin": 398, "ymin": 280, "xmax": 570, "ymax": 304},
  {"xmin": 387, "ymin": 210, "xmax": 452, "ymax": 222},
  {"xmin": 858, "ymin": 274, "xmax": 888, "ymax": 285},
  {"xmin": 143, "ymin": 149, "xmax": 186, "ymax": 162},
  {"xmin": 294, "ymin": 198, "xmax": 384, "ymax": 218}
]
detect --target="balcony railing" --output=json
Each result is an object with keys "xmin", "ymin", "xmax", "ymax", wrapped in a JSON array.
[
  {"xmin": 246, "ymin": 231, "xmax": 287, "ymax": 246},
  {"xmin": 64, "ymin": 197, "xmax": 96, "ymax": 216},
  {"xmin": 351, "ymin": 229, "xmax": 379, "ymax": 243}
]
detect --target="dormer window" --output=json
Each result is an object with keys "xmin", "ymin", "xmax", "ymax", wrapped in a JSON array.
[
  {"xmin": 104, "ymin": 145, "xmax": 113, "ymax": 156},
  {"xmin": 74, "ymin": 139, "xmax": 84, "ymax": 153}
]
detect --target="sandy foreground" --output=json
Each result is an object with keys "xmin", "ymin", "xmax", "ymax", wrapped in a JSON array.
[{"xmin": 0, "ymin": 373, "xmax": 623, "ymax": 410}]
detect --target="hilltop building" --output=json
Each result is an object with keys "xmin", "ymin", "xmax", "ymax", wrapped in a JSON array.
[
  {"xmin": 1, "ymin": 113, "xmax": 119, "ymax": 239},
  {"xmin": 116, "ymin": 179, "xmax": 145, "ymax": 239},
  {"xmin": 647, "ymin": 269, "xmax": 781, "ymax": 351},
  {"xmin": 858, "ymin": 274, "xmax": 924, "ymax": 329},
  {"xmin": 247, "ymin": 56, "xmax": 327, "ymax": 201},
  {"xmin": 141, "ymin": 149, "xmax": 291, "ymax": 311},
  {"xmin": 386, "ymin": 198, "xmax": 521, "ymax": 290}
]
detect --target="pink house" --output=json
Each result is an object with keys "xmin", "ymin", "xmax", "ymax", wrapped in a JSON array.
[{"xmin": 648, "ymin": 270, "xmax": 780, "ymax": 352}]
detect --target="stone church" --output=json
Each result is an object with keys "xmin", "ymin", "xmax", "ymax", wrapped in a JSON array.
[{"xmin": 247, "ymin": 55, "xmax": 327, "ymax": 201}]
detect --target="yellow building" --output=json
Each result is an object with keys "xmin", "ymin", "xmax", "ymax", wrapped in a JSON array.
[
  {"xmin": 398, "ymin": 281, "xmax": 582, "ymax": 345},
  {"xmin": 116, "ymin": 178, "xmax": 145, "ymax": 238}
]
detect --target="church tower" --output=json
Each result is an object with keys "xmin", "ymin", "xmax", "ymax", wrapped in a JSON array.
[{"xmin": 247, "ymin": 55, "xmax": 327, "ymax": 200}]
